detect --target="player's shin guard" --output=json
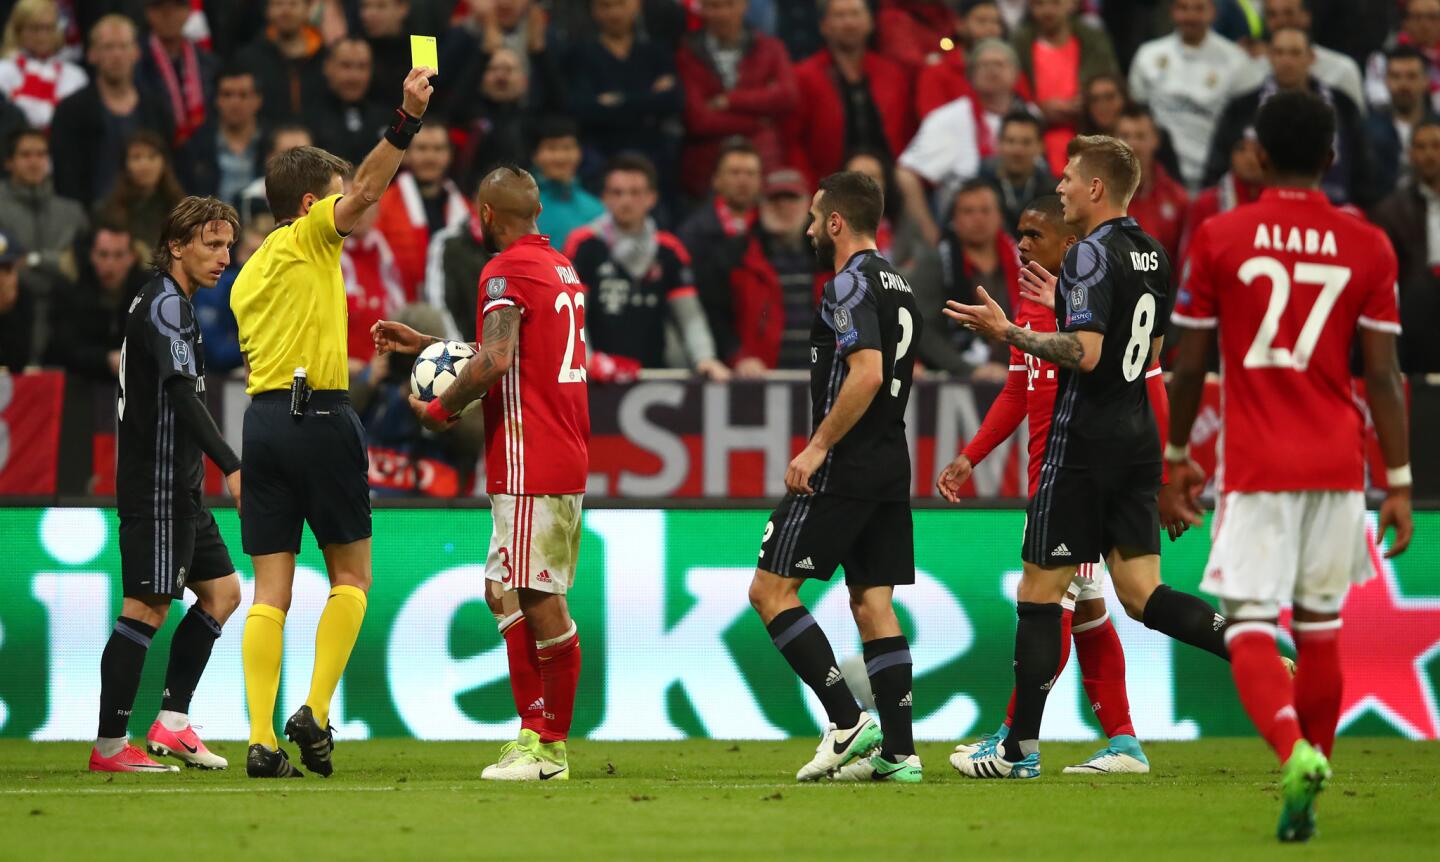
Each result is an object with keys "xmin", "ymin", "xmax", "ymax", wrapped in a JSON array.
[
  {"xmin": 536, "ymin": 623, "xmax": 581, "ymax": 743},
  {"xmin": 1142, "ymin": 584, "xmax": 1229, "ymax": 660},
  {"xmin": 1003, "ymin": 607, "xmax": 1074, "ymax": 728},
  {"xmin": 242, "ymin": 604, "xmax": 285, "ymax": 749},
  {"xmin": 98, "ymin": 617, "xmax": 157, "ymax": 744},
  {"xmin": 162, "ymin": 605, "xmax": 222, "ymax": 714},
  {"xmin": 499, "ymin": 611, "xmax": 545, "ymax": 734},
  {"xmin": 1004, "ymin": 602, "xmax": 1063, "ymax": 762},
  {"xmin": 1073, "ymin": 613, "xmax": 1136, "ymax": 738},
  {"xmin": 1293, "ymin": 619, "xmax": 1343, "ymax": 757},
  {"xmin": 766, "ymin": 606, "xmax": 862, "ymax": 729},
  {"xmin": 305, "ymin": 585, "xmax": 368, "ymax": 728},
  {"xmin": 863, "ymin": 636, "xmax": 914, "ymax": 759},
  {"xmin": 1226, "ymin": 621, "xmax": 1302, "ymax": 762}
]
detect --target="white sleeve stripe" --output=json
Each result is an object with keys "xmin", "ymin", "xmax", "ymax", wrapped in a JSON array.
[
  {"xmin": 1145, "ymin": 367, "xmax": 1163, "ymax": 379},
  {"xmin": 1172, "ymin": 312, "xmax": 1218, "ymax": 329},
  {"xmin": 1008, "ymin": 365, "xmax": 1027, "ymax": 371},
  {"xmin": 483, "ymin": 298, "xmax": 517, "ymax": 314},
  {"xmin": 1358, "ymin": 316, "xmax": 1402, "ymax": 334}
]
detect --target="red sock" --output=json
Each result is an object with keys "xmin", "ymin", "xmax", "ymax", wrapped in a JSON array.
[
  {"xmin": 500, "ymin": 615, "xmax": 545, "ymax": 735},
  {"xmin": 536, "ymin": 627, "xmax": 581, "ymax": 743},
  {"xmin": 1293, "ymin": 619, "xmax": 1343, "ymax": 757},
  {"xmin": 1005, "ymin": 608, "xmax": 1073, "ymax": 727},
  {"xmin": 1228, "ymin": 625, "xmax": 1302, "ymax": 762},
  {"xmin": 1074, "ymin": 615, "xmax": 1135, "ymax": 738}
]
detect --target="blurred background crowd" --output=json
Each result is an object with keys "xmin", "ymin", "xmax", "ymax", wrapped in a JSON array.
[{"xmin": 0, "ymin": 0, "xmax": 1434, "ymax": 491}]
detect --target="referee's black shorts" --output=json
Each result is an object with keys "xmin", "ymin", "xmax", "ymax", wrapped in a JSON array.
[
  {"xmin": 757, "ymin": 492, "xmax": 915, "ymax": 586},
  {"xmin": 1022, "ymin": 461, "xmax": 1162, "ymax": 568},
  {"xmin": 241, "ymin": 390, "xmax": 371, "ymax": 555}
]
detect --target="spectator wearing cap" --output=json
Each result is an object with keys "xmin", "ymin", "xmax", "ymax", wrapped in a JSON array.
[
  {"xmin": 1371, "ymin": 121, "xmax": 1440, "ymax": 373},
  {"xmin": 0, "ymin": 128, "xmax": 87, "ymax": 290},
  {"xmin": 1369, "ymin": 46, "xmax": 1440, "ymax": 199},
  {"xmin": 1180, "ymin": 136, "xmax": 1265, "ymax": 263},
  {"xmin": 1011, "ymin": 0, "xmax": 1120, "ymax": 174},
  {"xmin": 1116, "ymin": 105, "xmax": 1190, "ymax": 267},
  {"xmin": 567, "ymin": 0, "xmax": 683, "ymax": 200},
  {"xmin": 977, "ymin": 111, "xmax": 1055, "ymax": 236},
  {"xmin": 566, "ymin": 154, "xmax": 729, "ymax": 381},
  {"xmin": 909, "ymin": 180, "xmax": 1020, "ymax": 381},
  {"xmin": 42, "ymin": 222, "xmax": 147, "ymax": 382},
  {"xmin": 533, "ymin": 118, "xmax": 605, "ymax": 252},
  {"xmin": 180, "ymin": 67, "xmax": 266, "ymax": 205},
  {"xmin": 757, "ymin": 167, "xmax": 821, "ymax": 371},
  {"xmin": 312, "ymin": 37, "xmax": 391, "ymax": 166},
  {"xmin": 138, "ymin": 0, "xmax": 219, "ymax": 148},
  {"xmin": 236, "ymin": 0, "xmax": 328, "ymax": 122},
  {"xmin": 0, "ymin": 229, "xmax": 37, "ymax": 371},
  {"xmin": 374, "ymin": 122, "xmax": 471, "ymax": 302},
  {"xmin": 51, "ymin": 15, "xmax": 174, "ymax": 208},
  {"xmin": 896, "ymin": 38, "xmax": 1032, "ymax": 245},
  {"xmin": 675, "ymin": 0, "xmax": 797, "ymax": 200},
  {"xmin": 1128, "ymin": 0, "xmax": 1252, "ymax": 190},
  {"xmin": 0, "ymin": 0, "xmax": 87, "ymax": 131},
  {"xmin": 784, "ymin": 0, "xmax": 915, "ymax": 189},
  {"xmin": 677, "ymin": 141, "xmax": 781, "ymax": 375},
  {"xmin": 915, "ymin": 0, "xmax": 1012, "ymax": 121}
]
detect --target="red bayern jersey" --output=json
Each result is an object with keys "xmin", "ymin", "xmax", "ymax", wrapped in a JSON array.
[
  {"xmin": 477, "ymin": 234, "xmax": 591, "ymax": 495},
  {"xmin": 1173, "ymin": 188, "xmax": 1400, "ymax": 493},
  {"xmin": 963, "ymin": 294, "xmax": 1168, "ymax": 496}
]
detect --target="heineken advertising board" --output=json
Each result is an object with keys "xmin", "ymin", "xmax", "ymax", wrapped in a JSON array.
[{"xmin": 1, "ymin": 507, "xmax": 1437, "ymax": 741}]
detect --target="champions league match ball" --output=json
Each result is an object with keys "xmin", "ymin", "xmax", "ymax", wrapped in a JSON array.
[{"xmin": 411, "ymin": 340, "xmax": 476, "ymax": 403}]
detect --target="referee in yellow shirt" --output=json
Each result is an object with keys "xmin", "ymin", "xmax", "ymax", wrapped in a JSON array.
[{"xmin": 231, "ymin": 66, "xmax": 434, "ymax": 779}]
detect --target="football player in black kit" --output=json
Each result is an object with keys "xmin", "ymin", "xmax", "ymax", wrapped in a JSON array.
[
  {"xmin": 90, "ymin": 197, "xmax": 244, "ymax": 774},
  {"xmin": 947, "ymin": 137, "xmax": 1235, "ymax": 779},
  {"xmin": 748, "ymin": 171, "xmax": 924, "ymax": 784}
]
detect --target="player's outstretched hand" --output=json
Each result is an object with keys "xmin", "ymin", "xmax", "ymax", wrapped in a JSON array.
[
  {"xmin": 1158, "ymin": 459, "xmax": 1206, "ymax": 539},
  {"xmin": 372, "ymin": 319, "xmax": 426, "ymax": 356},
  {"xmin": 1019, "ymin": 261, "xmax": 1058, "ymax": 310},
  {"xmin": 936, "ymin": 454, "xmax": 973, "ymax": 503},
  {"xmin": 943, "ymin": 286, "xmax": 1010, "ymax": 340},
  {"xmin": 225, "ymin": 469, "xmax": 241, "ymax": 517},
  {"xmin": 1379, "ymin": 485, "xmax": 1413, "ymax": 558},
  {"xmin": 785, "ymin": 443, "xmax": 827, "ymax": 495},
  {"xmin": 409, "ymin": 394, "xmax": 457, "ymax": 432},
  {"xmin": 402, "ymin": 66, "xmax": 435, "ymax": 118}
]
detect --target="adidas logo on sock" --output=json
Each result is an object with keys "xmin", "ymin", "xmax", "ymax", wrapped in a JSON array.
[
  {"xmin": 795, "ymin": 557, "xmax": 816, "ymax": 571},
  {"xmin": 1051, "ymin": 543, "xmax": 1072, "ymax": 558},
  {"xmin": 825, "ymin": 666, "xmax": 842, "ymax": 686},
  {"xmin": 527, "ymin": 697, "xmax": 545, "ymax": 713},
  {"xmin": 899, "ymin": 691, "xmax": 912, "ymax": 707}
]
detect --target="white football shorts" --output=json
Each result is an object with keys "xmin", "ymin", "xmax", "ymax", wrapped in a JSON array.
[
  {"xmin": 485, "ymin": 493, "xmax": 584, "ymax": 595},
  {"xmin": 1202, "ymin": 490, "xmax": 1372, "ymax": 616}
]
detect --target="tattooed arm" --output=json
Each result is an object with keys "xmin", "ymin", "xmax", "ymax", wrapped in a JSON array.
[
  {"xmin": 1004, "ymin": 325, "xmax": 1092, "ymax": 370},
  {"xmin": 436, "ymin": 306, "xmax": 521, "ymax": 415},
  {"xmin": 944, "ymin": 287, "xmax": 1103, "ymax": 372}
]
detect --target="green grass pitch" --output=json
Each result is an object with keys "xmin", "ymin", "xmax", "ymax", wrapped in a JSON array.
[{"xmin": 1, "ymin": 739, "xmax": 1437, "ymax": 860}]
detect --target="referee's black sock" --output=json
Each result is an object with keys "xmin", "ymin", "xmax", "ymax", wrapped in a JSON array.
[
  {"xmin": 97, "ymin": 617, "xmax": 157, "ymax": 741},
  {"xmin": 863, "ymin": 636, "xmax": 914, "ymax": 760},
  {"xmin": 162, "ymin": 605, "xmax": 223, "ymax": 714},
  {"xmin": 766, "ymin": 607, "xmax": 862, "ymax": 729},
  {"xmin": 1004, "ymin": 602, "xmax": 1063, "ymax": 763},
  {"xmin": 1143, "ymin": 584, "xmax": 1229, "ymax": 661}
]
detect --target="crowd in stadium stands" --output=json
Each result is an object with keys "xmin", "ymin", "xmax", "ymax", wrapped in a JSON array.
[{"xmin": 0, "ymin": 0, "xmax": 1434, "ymax": 489}]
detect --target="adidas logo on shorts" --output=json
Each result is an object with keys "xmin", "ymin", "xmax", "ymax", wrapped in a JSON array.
[
  {"xmin": 1051, "ymin": 543, "xmax": 1072, "ymax": 558},
  {"xmin": 899, "ymin": 691, "xmax": 912, "ymax": 707},
  {"xmin": 795, "ymin": 557, "xmax": 816, "ymax": 571},
  {"xmin": 825, "ymin": 666, "xmax": 842, "ymax": 687}
]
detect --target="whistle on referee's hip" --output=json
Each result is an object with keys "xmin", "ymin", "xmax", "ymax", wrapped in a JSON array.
[{"xmin": 290, "ymin": 367, "xmax": 311, "ymax": 420}]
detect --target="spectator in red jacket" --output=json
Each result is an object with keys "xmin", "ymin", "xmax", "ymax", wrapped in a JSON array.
[
  {"xmin": 373, "ymin": 123, "xmax": 472, "ymax": 302},
  {"xmin": 916, "ymin": 0, "xmax": 1013, "ymax": 120},
  {"xmin": 875, "ymin": 0, "xmax": 959, "ymax": 74},
  {"xmin": 784, "ymin": 0, "xmax": 915, "ymax": 187},
  {"xmin": 1115, "ymin": 104, "xmax": 1189, "ymax": 269},
  {"xmin": 675, "ymin": 0, "xmax": 797, "ymax": 199}
]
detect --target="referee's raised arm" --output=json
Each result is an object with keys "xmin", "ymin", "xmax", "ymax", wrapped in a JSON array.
[{"xmin": 332, "ymin": 67, "xmax": 435, "ymax": 235}]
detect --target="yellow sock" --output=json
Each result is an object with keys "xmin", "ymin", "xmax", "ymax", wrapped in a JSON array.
[
  {"xmin": 306, "ymin": 585, "xmax": 368, "ymax": 728},
  {"xmin": 242, "ymin": 604, "xmax": 286, "ymax": 749}
]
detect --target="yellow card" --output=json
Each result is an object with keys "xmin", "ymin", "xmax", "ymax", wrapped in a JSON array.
[{"xmin": 410, "ymin": 35, "xmax": 438, "ymax": 73}]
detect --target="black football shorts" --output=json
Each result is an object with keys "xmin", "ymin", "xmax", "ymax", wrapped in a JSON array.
[
  {"xmin": 1023, "ymin": 461, "xmax": 1162, "ymax": 567},
  {"xmin": 119, "ymin": 506, "xmax": 235, "ymax": 599},
  {"xmin": 757, "ymin": 492, "xmax": 915, "ymax": 586}
]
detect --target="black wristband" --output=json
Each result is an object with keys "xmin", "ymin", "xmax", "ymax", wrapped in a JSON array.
[{"xmin": 385, "ymin": 108, "xmax": 423, "ymax": 150}]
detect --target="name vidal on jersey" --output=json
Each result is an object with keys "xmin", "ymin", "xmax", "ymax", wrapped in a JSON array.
[
  {"xmin": 877, "ymin": 271, "xmax": 912, "ymax": 293},
  {"xmin": 1252, "ymin": 224, "xmax": 1339, "ymax": 257},
  {"xmin": 555, "ymin": 265, "xmax": 580, "ymax": 285}
]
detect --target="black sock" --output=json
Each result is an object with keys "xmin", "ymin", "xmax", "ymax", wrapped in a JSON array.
[
  {"xmin": 1003, "ymin": 602, "xmax": 1063, "ymax": 762},
  {"xmin": 766, "ymin": 606, "xmax": 861, "ymax": 728},
  {"xmin": 97, "ymin": 617, "xmax": 157, "ymax": 739},
  {"xmin": 1143, "ymin": 584, "xmax": 1229, "ymax": 661},
  {"xmin": 162, "ymin": 605, "xmax": 223, "ymax": 714},
  {"xmin": 863, "ymin": 636, "xmax": 913, "ymax": 759}
]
